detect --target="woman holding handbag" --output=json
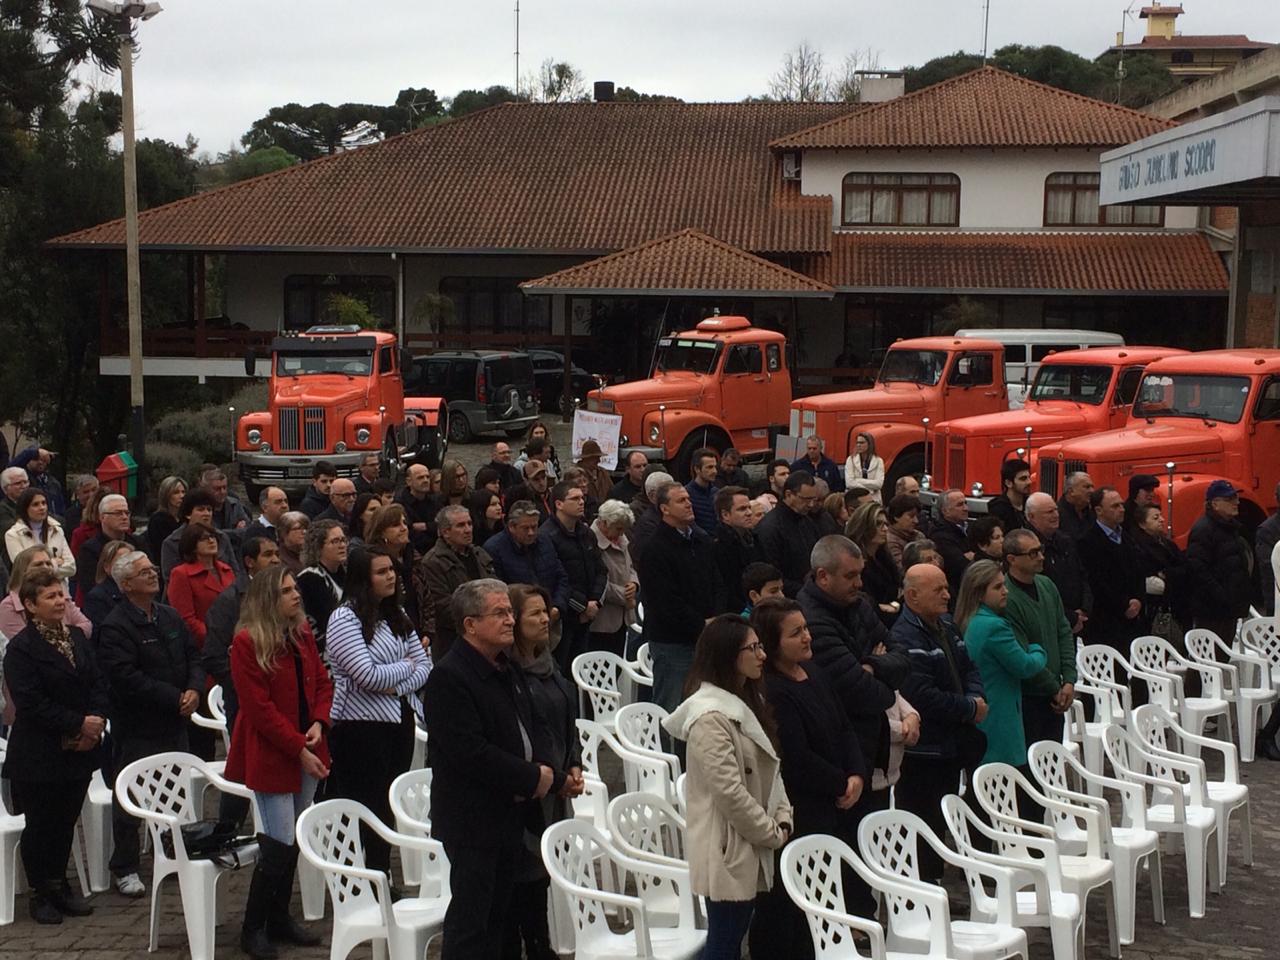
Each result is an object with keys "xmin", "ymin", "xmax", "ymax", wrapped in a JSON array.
[{"xmin": 226, "ymin": 564, "xmax": 333, "ymax": 959}]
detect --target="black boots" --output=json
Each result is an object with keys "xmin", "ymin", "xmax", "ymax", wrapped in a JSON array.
[
  {"xmin": 48, "ymin": 882, "xmax": 94, "ymax": 917},
  {"xmin": 1257, "ymin": 724, "xmax": 1280, "ymax": 761},
  {"xmin": 28, "ymin": 890, "xmax": 63, "ymax": 925},
  {"xmin": 242, "ymin": 834, "xmax": 321, "ymax": 957}
]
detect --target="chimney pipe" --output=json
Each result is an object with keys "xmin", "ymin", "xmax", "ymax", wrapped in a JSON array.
[{"xmin": 594, "ymin": 81, "xmax": 615, "ymax": 102}]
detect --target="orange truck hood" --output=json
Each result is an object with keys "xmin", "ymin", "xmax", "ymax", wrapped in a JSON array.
[
  {"xmin": 594, "ymin": 375, "xmax": 704, "ymax": 409},
  {"xmin": 1047, "ymin": 421, "xmax": 1225, "ymax": 465},
  {"xmin": 272, "ymin": 378, "xmax": 368, "ymax": 407},
  {"xmin": 940, "ymin": 401, "xmax": 1100, "ymax": 439},
  {"xmin": 794, "ymin": 382, "xmax": 929, "ymax": 416}
]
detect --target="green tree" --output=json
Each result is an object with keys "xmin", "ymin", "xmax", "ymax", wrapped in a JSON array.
[
  {"xmin": 382, "ymin": 87, "xmax": 445, "ymax": 134},
  {"xmin": 992, "ymin": 43, "xmax": 1107, "ymax": 95},
  {"xmin": 1096, "ymin": 51, "xmax": 1180, "ymax": 107},
  {"xmin": 241, "ymin": 102, "xmax": 388, "ymax": 160},
  {"xmin": 218, "ymin": 145, "xmax": 300, "ymax": 183},
  {"xmin": 904, "ymin": 51, "xmax": 985, "ymax": 91},
  {"xmin": 447, "ymin": 84, "xmax": 523, "ymax": 117},
  {"xmin": 613, "ymin": 87, "xmax": 683, "ymax": 103},
  {"xmin": 528, "ymin": 59, "xmax": 588, "ymax": 102}
]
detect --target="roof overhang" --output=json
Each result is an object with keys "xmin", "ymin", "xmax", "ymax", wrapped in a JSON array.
[
  {"xmin": 829, "ymin": 286, "xmax": 1226, "ymax": 297},
  {"xmin": 521, "ymin": 286, "xmax": 832, "ymax": 299},
  {"xmin": 1100, "ymin": 95, "xmax": 1280, "ymax": 206}
]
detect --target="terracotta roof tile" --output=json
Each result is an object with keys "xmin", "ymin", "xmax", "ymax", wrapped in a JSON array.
[
  {"xmin": 1114, "ymin": 35, "xmax": 1271, "ymax": 50},
  {"xmin": 796, "ymin": 231, "xmax": 1228, "ymax": 294},
  {"xmin": 770, "ymin": 66, "xmax": 1177, "ymax": 150},
  {"xmin": 520, "ymin": 229, "xmax": 833, "ymax": 297},
  {"xmin": 47, "ymin": 102, "xmax": 852, "ymax": 255}
]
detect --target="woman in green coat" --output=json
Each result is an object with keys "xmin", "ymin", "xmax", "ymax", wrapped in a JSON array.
[{"xmin": 955, "ymin": 560, "xmax": 1046, "ymax": 768}]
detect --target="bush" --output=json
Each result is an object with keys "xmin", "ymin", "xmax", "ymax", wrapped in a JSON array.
[{"xmin": 145, "ymin": 441, "xmax": 205, "ymax": 499}]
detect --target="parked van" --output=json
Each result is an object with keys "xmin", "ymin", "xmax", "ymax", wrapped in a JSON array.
[{"xmin": 955, "ymin": 328, "xmax": 1125, "ymax": 407}]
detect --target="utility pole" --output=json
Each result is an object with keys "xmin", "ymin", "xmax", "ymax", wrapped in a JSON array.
[
  {"xmin": 982, "ymin": 0, "xmax": 991, "ymax": 63},
  {"xmin": 514, "ymin": 0, "xmax": 521, "ymax": 95}
]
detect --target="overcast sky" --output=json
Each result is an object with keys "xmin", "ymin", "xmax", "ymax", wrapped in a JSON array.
[{"xmin": 74, "ymin": 0, "xmax": 1280, "ymax": 156}]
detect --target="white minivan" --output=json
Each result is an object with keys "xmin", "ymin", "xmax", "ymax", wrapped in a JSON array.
[{"xmin": 955, "ymin": 328, "xmax": 1125, "ymax": 408}]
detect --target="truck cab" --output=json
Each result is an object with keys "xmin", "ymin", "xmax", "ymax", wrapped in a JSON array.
[
  {"xmin": 1037, "ymin": 350, "xmax": 1280, "ymax": 545},
  {"xmin": 585, "ymin": 316, "xmax": 790, "ymax": 480},
  {"xmin": 787, "ymin": 337, "xmax": 1007, "ymax": 493},
  {"xmin": 235, "ymin": 325, "xmax": 446, "ymax": 500},
  {"xmin": 930, "ymin": 346, "xmax": 1187, "ymax": 503}
]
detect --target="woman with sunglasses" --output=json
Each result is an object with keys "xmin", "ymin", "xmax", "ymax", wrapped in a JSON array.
[{"xmin": 663, "ymin": 615, "xmax": 792, "ymax": 960}]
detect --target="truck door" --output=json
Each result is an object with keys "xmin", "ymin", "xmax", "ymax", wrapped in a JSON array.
[
  {"xmin": 718, "ymin": 342, "xmax": 767, "ymax": 443},
  {"xmin": 1250, "ymin": 377, "xmax": 1280, "ymax": 492},
  {"xmin": 1109, "ymin": 366, "xmax": 1145, "ymax": 430},
  {"xmin": 942, "ymin": 350, "xmax": 1000, "ymax": 421},
  {"xmin": 378, "ymin": 345, "xmax": 405, "ymax": 420}
]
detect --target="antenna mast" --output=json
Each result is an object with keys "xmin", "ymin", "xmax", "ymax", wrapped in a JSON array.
[
  {"xmin": 982, "ymin": 0, "xmax": 991, "ymax": 62},
  {"xmin": 1117, "ymin": 1, "xmax": 1137, "ymax": 102},
  {"xmin": 514, "ymin": 0, "xmax": 521, "ymax": 95}
]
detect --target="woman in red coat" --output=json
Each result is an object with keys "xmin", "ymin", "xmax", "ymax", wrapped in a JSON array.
[
  {"xmin": 226, "ymin": 565, "xmax": 333, "ymax": 959},
  {"xmin": 166, "ymin": 522, "xmax": 235, "ymax": 646}
]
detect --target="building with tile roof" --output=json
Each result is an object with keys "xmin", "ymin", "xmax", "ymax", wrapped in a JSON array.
[
  {"xmin": 49, "ymin": 66, "xmax": 1229, "ymax": 388},
  {"xmin": 1104, "ymin": 2, "xmax": 1272, "ymax": 84}
]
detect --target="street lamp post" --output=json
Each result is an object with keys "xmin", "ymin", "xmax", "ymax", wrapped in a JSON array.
[{"xmin": 87, "ymin": 0, "xmax": 161, "ymax": 505}]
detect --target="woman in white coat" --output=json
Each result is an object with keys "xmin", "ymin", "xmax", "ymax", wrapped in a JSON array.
[
  {"xmin": 4, "ymin": 488, "xmax": 75, "ymax": 580},
  {"xmin": 663, "ymin": 614, "xmax": 793, "ymax": 960},
  {"xmin": 844, "ymin": 431, "xmax": 885, "ymax": 501}
]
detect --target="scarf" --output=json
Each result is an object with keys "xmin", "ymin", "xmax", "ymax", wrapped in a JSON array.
[{"xmin": 37, "ymin": 620, "xmax": 75, "ymax": 666}]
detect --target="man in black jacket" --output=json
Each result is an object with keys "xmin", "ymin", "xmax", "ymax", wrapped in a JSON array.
[
  {"xmin": 798, "ymin": 536, "xmax": 912, "ymax": 784},
  {"xmin": 987, "ymin": 459, "xmax": 1030, "ymax": 532},
  {"xmin": 486, "ymin": 441, "xmax": 523, "ymax": 492},
  {"xmin": 539, "ymin": 481, "xmax": 607, "ymax": 671},
  {"xmin": 635, "ymin": 482, "xmax": 723, "ymax": 713},
  {"xmin": 628, "ymin": 470, "xmax": 673, "ymax": 563},
  {"xmin": 297, "ymin": 461, "xmax": 337, "ymax": 519},
  {"xmin": 396, "ymin": 462, "xmax": 440, "ymax": 553},
  {"xmin": 755, "ymin": 470, "xmax": 820, "ymax": 597},
  {"xmin": 1057, "ymin": 471, "xmax": 1094, "ymax": 542},
  {"xmin": 1076, "ymin": 486, "xmax": 1145, "ymax": 656},
  {"xmin": 1025, "ymin": 492, "xmax": 1091, "ymax": 634},
  {"xmin": 712, "ymin": 485, "xmax": 765, "ymax": 614},
  {"xmin": 424, "ymin": 579, "xmax": 573, "ymax": 960},
  {"xmin": 98, "ymin": 550, "xmax": 203, "ymax": 899},
  {"xmin": 607, "ymin": 450, "xmax": 649, "ymax": 504},
  {"xmin": 928, "ymin": 489, "xmax": 973, "ymax": 596},
  {"xmin": 1186, "ymin": 480, "xmax": 1256, "ymax": 649}
]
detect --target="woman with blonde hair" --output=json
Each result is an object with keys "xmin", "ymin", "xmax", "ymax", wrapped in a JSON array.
[
  {"xmin": 0, "ymin": 546, "xmax": 93, "ymax": 642},
  {"xmin": 955, "ymin": 559, "xmax": 1045, "ymax": 769},
  {"xmin": 226, "ymin": 565, "xmax": 332, "ymax": 957},
  {"xmin": 146, "ymin": 476, "xmax": 187, "ymax": 563},
  {"xmin": 843, "ymin": 431, "xmax": 885, "ymax": 502},
  {"xmin": 845, "ymin": 501, "xmax": 902, "ymax": 625}
]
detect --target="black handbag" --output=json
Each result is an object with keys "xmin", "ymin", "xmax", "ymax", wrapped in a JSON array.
[{"xmin": 161, "ymin": 818, "xmax": 256, "ymax": 867}]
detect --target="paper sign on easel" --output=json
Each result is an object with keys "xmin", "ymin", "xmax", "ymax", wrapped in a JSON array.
[{"xmin": 571, "ymin": 409, "xmax": 622, "ymax": 471}]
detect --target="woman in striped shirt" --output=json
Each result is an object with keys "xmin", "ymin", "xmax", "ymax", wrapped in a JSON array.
[{"xmin": 324, "ymin": 545, "xmax": 431, "ymax": 886}]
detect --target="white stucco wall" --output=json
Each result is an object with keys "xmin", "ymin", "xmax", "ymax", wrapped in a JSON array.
[{"xmin": 800, "ymin": 147, "xmax": 1196, "ymax": 231}]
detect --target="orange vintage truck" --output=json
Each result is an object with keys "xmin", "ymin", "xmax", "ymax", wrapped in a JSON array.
[
  {"xmin": 585, "ymin": 316, "xmax": 791, "ymax": 479},
  {"xmin": 786, "ymin": 337, "xmax": 1010, "ymax": 492},
  {"xmin": 928, "ymin": 346, "xmax": 1187, "ymax": 503},
  {"xmin": 1037, "ymin": 349, "xmax": 1280, "ymax": 544},
  {"xmin": 234, "ymin": 325, "xmax": 447, "ymax": 501}
]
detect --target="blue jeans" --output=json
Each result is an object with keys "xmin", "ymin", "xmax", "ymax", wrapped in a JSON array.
[
  {"xmin": 255, "ymin": 774, "xmax": 319, "ymax": 845},
  {"xmin": 704, "ymin": 899, "xmax": 755, "ymax": 960},
  {"xmin": 649, "ymin": 641, "xmax": 696, "ymax": 715}
]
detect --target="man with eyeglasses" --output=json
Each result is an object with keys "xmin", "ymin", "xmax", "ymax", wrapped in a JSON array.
[
  {"xmin": 98, "ymin": 549, "xmax": 203, "ymax": 899},
  {"xmin": 754, "ymin": 470, "xmax": 821, "ymax": 597},
  {"xmin": 315, "ymin": 478, "xmax": 358, "ymax": 526},
  {"xmin": 1025, "ymin": 492, "xmax": 1090, "ymax": 635},
  {"xmin": 424, "ymin": 578, "xmax": 565, "ymax": 960},
  {"xmin": 1001, "ymin": 528, "xmax": 1077, "ymax": 753},
  {"xmin": 74, "ymin": 493, "xmax": 145, "ymax": 604},
  {"xmin": 539, "ymin": 481, "xmax": 606, "ymax": 671}
]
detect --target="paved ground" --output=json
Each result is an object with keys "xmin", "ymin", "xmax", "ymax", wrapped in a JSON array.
[{"xmin": 4, "ymin": 745, "xmax": 1278, "ymax": 959}]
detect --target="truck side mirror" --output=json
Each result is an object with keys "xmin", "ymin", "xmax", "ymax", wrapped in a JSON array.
[
  {"xmin": 400, "ymin": 348, "xmax": 412, "ymax": 374},
  {"xmin": 956, "ymin": 357, "xmax": 972, "ymax": 377},
  {"xmin": 243, "ymin": 348, "xmax": 256, "ymax": 378}
]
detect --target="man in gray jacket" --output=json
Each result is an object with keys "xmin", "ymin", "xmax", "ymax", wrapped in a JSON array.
[{"xmin": 417, "ymin": 505, "xmax": 496, "ymax": 661}]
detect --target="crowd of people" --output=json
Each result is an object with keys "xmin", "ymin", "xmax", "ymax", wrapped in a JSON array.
[{"xmin": 0, "ymin": 425, "xmax": 1271, "ymax": 959}]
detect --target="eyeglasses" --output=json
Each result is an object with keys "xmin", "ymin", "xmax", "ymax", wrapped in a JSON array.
[
  {"xmin": 101, "ymin": 509, "xmax": 131, "ymax": 517},
  {"xmin": 739, "ymin": 641, "xmax": 764, "ymax": 654},
  {"xmin": 325, "ymin": 536, "xmax": 349, "ymax": 546},
  {"xmin": 334, "ymin": 492, "xmax": 356, "ymax": 500},
  {"xmin": 475, "ymin": 608, "xmax": 515, "ymax": 621},
  {"xmin": 130, "ymin": 568, "xmax": 159, "ymax": 579},
  {"xmin": 1008, "ymin": 547, "xmax": 1044, "ymax": 558}
]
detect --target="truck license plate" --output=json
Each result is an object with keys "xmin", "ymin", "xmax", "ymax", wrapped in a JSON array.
[{"xmin": 289, "ymin": 467, "xmax": 312, "ymax": 478}]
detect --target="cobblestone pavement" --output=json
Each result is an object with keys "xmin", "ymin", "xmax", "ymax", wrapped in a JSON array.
[{"xmin": 4, "ymin": 745, "xmax": 1278, "ymax": 959}]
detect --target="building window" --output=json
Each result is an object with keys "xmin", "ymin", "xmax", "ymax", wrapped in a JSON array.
[
  {"xmin": 1170, "ymin": 50, "xmax": 1194, "ymax": 64},
  {"xmin": 1044, "ymin": 172, "xmax": 1163, "ymax": 226},
  {"xmin": 841, "ymin": 173, "xmax": 960, "ymax": 227},
  {"xmin": 283, "ymin": 274, "xmax": 396, "ymax": 331},
  {"xmin": 439, "ymin": 277, "xmax": 551, "ymax": 336}
]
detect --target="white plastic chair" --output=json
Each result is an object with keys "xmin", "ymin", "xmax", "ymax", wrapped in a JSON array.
[
  {"xmin": 114, "ymin": 752, "xmax": 260, "ymax": 960},
  {"xmin": 388, "ymin": 769, "xmax": 436, "ymax": 890},
  {"xmin": 970, "ymin": 764, "xmax": 1119, "ymax": 958},
  {"xmin": 1240, "ymin": 616, "xmax": 1280, "ymax": 689},
  {"xmin": 409, "ymin": 720, "xmax": 428, "ymax": 771},
  {"xmin": 541, "ymin": 819, "xmax": 705, "ymax": 960},
  {"xmin": 859, "ymin": 809, "xmax": 1028, "ymax": 960},
  {"xmin": 1185, "ymin": 627, "xmax": 1277, "ymax": 762},
  {"xmin": 940, "ymin": 795, "xmax": 1083, "ymax": 960},
  {"xmin": 673, "ymin": 773, "xmax": 687, "ymax": 817},
  {"xmin": 1029, "ymin": 740, "xmax": 1164, "ymax": 945},
  {"xmin": 1074, "ymin": 646, "xmax": 1136, "ymax": 792},
  {"xmin": 632, "ymin": 642, "xmax": 654, "ymax": 680},
  {"xmin": 578, "ymin": 719, "xmax": 675, "ymax": 804},
  {"xmin": 74, "ymin": 768, "xmax": 114, "ymax": 894},
  {"xmin": 0, "ymin": 744, "xmax": 22, "ymax": 927},
  {"xmin": 190, "ymin": 685, "xmax": 232, "ymax": 755},
  {"xmin": 1131, "ymin": 635, "xmax": 1233, "ymax": 752},
  {"xmin": 296, "ymin": 798, "xmax": 448, "ymax": 960},
  {"xmin": 572, "ymin": 651, "xmax": 652, "ymax": 727},
  {"xmin": 1131, "ymin": 703, "xmax": 1253, "ymax": 886},
  {"xmin": 1101, "ymin": 723, "xmax": 1220, "ymax": 918},
  {"xmin": 606, "ymin": 792, "xmax": 688, "ymax": 868},
  {"xmin": 615, "ymin": 702, "xmax": 681, "ymax": 781}
]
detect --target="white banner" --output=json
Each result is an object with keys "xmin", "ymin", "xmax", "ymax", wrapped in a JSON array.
[{"xmin": 571, "ymin": 409, "xmax": 623, "ymax": 471}]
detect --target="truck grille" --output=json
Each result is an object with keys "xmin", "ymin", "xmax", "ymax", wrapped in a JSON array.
[
  {"xmin": 1039, "ymin": 461, "xmax": 1059, "ymax": 499},
  {"xmin": 277, "ymin": 407, "xmax": 327, "ymax": 452},
  {"xmin": 1063, "ymin": 460, "xmax": 1087, "ymax": 487},
  {"xmin": 948, "ymin": 441, "xmax": 966, "ymax": 490}
]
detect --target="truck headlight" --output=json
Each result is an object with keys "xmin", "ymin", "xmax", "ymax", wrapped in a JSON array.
[
  {"xmin": 259, "ymin": 442, "xmax": 271, "ymax": 453},
  {"xmin": 619, "ymin": 434, "xmax": 629, "ymax": 447},
  {"xmin": 335, "ymin": 441, "xmax": 348, "ymax": 453},
  {"xmin": 247, "ymin": 428, "xmax": 261, "ymax": 445},
  {"xmin": 355, "ymin": 428, "xmax": 371, "ymax": 445},
  {"xmin": 648, "ymin": 424, "xmax": 661, "ymax": 443}
]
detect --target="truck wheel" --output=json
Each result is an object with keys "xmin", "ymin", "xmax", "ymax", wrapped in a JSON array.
[
  {"xmin": 673, "ymin": 432, "xmax": 729, "ymax": 482},
  {"xmin": 447, "ymin": 411, "xmax": 473, "ymax": 444},
  {"xmin": 885, "ymin": 452, "xmax": 925, "ymax": 497},
  {"xmin": 381, "ymin": 431, "xmax": 402, "ymax": 487}
]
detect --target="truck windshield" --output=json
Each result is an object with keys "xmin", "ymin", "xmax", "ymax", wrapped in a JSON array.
[
  {"xmin": 1133, "ymin": 374, "xmax": 1251, "ymax": 424},
  {"xmin": 653, "ymin": 338, "xmax": 720, "ymax": 375},
  {"xmin": 1028, "ymin": 365, "xmax": 1112, "ymax": 405},
  {"xmin": 878, "ymin": 349, "xmax": 947, "ymax": 385},
  {"xmin": 275, "ymin": 352, "xmax": 373, "ymax": 376}
]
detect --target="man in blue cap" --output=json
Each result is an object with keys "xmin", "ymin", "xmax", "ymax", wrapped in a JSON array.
[{"xmin": 1186, "ymin": 479, "xmax": 1255, "ymax": 672}]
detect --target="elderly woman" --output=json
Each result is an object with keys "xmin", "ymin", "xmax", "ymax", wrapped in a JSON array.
[
  {"xmin": 0, "ymin": 546, "xmax": 93, "ymax": 642},
  {"xmin": 276, "ymin": 511, "xmax": 310, "ymax": 576},
  {"xmin": 165, "ymin": 523, "xmax": 235, "ymax": 649},
  {"xmin": 590, "ymin": 498, "xmax": 640, "ymax": 656},
  {"xmin": 2, "ymin": 567, "xmax": 108, "ymax": 923},
  {"xmin": 62, "ymin": 474, "xmax": 99, "ymax": 532},
  {"xmin": 845, "ymin": 502, "xmax": 902, "ymax": 626},
  {"xmin": 884, "ymin": 494, "xmax": 924, "ymax": 570},
  {"xmin": 82, "ymin": 539, "xmax": 133, "ymax": 631},
  {"xmin": 5, "ymin": 487, "xmax": 75, "ymax": 578},
  {"xmin": 968, "ymin": 516, "xmax": 1006, "ymax": 562}
]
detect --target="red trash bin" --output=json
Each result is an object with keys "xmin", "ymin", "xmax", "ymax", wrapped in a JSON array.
[{"xmin": 96, "ymin": 451, "xmax": 138, "ymax": 500}]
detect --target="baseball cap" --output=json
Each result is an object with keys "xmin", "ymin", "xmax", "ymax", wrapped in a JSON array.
[
  {"xmin": 524, "ymin": 459, "xmax": 547, "ymax": 478},
  {"xmin": 1205, "ymin": 479, "xmax": 1242, "ymax": 501},
  {"xmin": 1128, "ymin": 474, "xmax": 1159, "ymax": 497}
]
